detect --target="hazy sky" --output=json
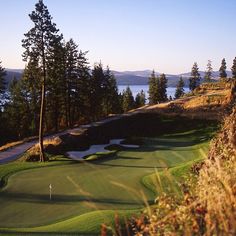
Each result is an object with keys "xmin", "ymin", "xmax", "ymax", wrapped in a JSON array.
[{"xmin": 1, "ymin": 0, "xmax": 236, "ymax": 74}]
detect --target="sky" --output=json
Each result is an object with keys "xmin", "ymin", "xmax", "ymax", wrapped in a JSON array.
[{"xmin": 1, "ymin": 0, "xmax": 236, "ymax": 74}]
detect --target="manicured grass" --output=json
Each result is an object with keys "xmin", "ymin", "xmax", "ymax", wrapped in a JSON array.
[
  {"xmin": 0, "ymin": 124, "xmax": 217, "ymax": 234},
  {"xmin": 1, "ymin": 209, "xmax": 140, "ymax": 235}
]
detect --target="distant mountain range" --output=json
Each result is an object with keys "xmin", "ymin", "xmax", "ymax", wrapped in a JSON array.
[
  {"xmin": 113, "ymin": 70, "xmax": 232, "ymax": 87},
  {"xmin": 4, "ymin": 68, "xmax": 232, "ymax": 88}
]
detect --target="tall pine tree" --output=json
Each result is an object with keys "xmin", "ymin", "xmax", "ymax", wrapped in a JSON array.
[
  {"xmin": 148, "ymin": 70, "xmax": 158, "ymax": 104},
  {"xmin": 22, "ymin": 59, "xmax": 41, "ymax": 134},
  {"xmin": 90, "ymin": 63, "xmax": 106, "ymax": 120},
  {"xmin": 189, "ymin": 62, "xmax": 200, "ymax": 91},
  {"xmin": 219, "ymin": 58, "xmax": 227, "ymax": 79},
  {"xmin": 46, "ymin": 36, "xmax": 65, "ymax": 132},
  {"xmin": 122, "ymin": 86, "xmax": 135, "ymax": 112},
  {"xmin": 231, "ymin": 57, "xmax": 236, "ymax": 80},
  {"xmin": 159, "ymin": 73, "xmax": 168, "ymax": 102},
  {"xmin": 0, "ymin": 61, "xmax": 7, "ymax": 145},
  {"xmin": 0, "ymin": 61, "xmax": 6, "ymax": 108},
  {"xmin": 75, "ymin": 50, "xmax": 91, "ymax": 122},
  {"xmin": 102, "ymin": 67, "xmax": 120, "ymax": 115},
  {"xmin": 175, "ymin": 76, "xmax": 185, "ymax": 99},
  {"xmin": 135, "ymin": 90, "xmax": 146, "ymax": 108},
  {"xmin": 22, "ymin": 0, "xmax": 61, "ymax": 161},
  {"xmin": 204, "ymin": 60, "xmax": 213, "ymax": 82},
  {"xmin": 5, "ymin": 79, "xmax": 33, "ymax": 139},
  {"xmin": 64, "ymin": 39, "xmax": 79, "ymax": 127}
]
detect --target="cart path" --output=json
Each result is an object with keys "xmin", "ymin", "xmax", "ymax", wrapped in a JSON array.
[
  {"xmin": 0, "ymin": 115, "xmax": 126, "ymax": 164},
  {"xmin": 0, "ymin": 127, "xmax": 87, "ymax": 164}
]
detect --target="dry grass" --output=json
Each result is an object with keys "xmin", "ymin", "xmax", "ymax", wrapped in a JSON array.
[
  {"xmin": 19, "ymin": 137, "xmax": 62, "ymax": 161},
  {"xmin": 138, "ymin": 81, "xmax": 233, "ymax": 122},
  {"xmin": 0, "ymin": 141, "xmax": 24, "ymax": 152},
  {"xmin": 0, "ymin": 136, "xmax": 38, "ymax": 152},
  {"xmin": 131, "ymin": 108, "xmax": 236, "ymax": 235}
]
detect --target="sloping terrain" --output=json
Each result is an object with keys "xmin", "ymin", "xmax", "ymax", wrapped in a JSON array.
[
  {"xmin": 138, "ymin": 81, "xmax": 234, "ymax": 120},
  {"xmin": 0, "ymin": 123, "xmax": 217, "ymax": 235}
]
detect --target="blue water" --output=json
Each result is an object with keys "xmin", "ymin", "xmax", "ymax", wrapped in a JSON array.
[{"xmin": 118, "ymin": 85, "xmax": 189, "ymax": 100}]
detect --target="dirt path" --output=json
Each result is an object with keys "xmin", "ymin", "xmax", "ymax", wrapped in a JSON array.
[{"xmin": 0, "ymin": 127, "xmax": 84, "ymax": 164}]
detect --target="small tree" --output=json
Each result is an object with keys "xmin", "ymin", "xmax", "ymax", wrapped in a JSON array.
[
  {"xmin": 122, "ymin": 86, "xmax": 135, "ymax": 112},
  {"xmin": 135, "ymin": 90, "xmax": 146, "ymax": 108},
  {"xmin": 159, "ymin": 73, "xmax": 168, "ymax": 102},
  {"xmin": 219, "ymin": 58, "xmax": 227, "ymax": 79},
  {"xmin": 175, "ymin": 76, "xmax": 185, "ymax": 99},
  {"xmin": 231, "ymin": 57, "xmax": 236, "ymax": 80},
  {"xmin": 148, "ymin": 70, "xmax": 158, "ymax": 105},
  {"xmin": 189, "ymin": 62, "xmax": 200, "ymax": 91},
  {"xmin": 204, "ymin": 60, "xmax": 213, "ymax": 82}
]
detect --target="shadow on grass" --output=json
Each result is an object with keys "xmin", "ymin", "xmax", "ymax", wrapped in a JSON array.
[
  {"xmin": 0, "ymin": 232, "xmax": 94, "ymax": 236},
  {"xmin": 94, "ymin": 161, "xmax": 169, "ymax": 169},
  {"xmin": 0, "ymin": 192, "xmax": 151, "ymax": 206}
]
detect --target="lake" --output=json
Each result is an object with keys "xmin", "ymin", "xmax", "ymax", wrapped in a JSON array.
[{"xmin": 118, "ymin": 85, "xmax": 189, "ymax": 100}]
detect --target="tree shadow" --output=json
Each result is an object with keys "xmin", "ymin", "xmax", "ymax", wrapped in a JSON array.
[{"xmin": 0, "ymin": 191, "xmax": 151, "ymax": 206}]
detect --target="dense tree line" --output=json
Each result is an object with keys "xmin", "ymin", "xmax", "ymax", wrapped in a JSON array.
[
  {"xmin": 0, "ymin": 1, "xmax": 147, "ymax": 149},
  {"xmin": 1, "ymin": 0, "xmax": 236, "ymax": 152},
  {"xmin": 188, "ymin": 58, "xmax": 236, "ymax": 92},
  {"xmin": 121, "ymin": 87, "xmax": 146, "ymax": 112},
  {"xmin": 0, "ymin": 1, "xmax": 123, "ymax": 151}
]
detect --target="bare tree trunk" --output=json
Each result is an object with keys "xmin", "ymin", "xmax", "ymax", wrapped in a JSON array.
[
  {"xmin": 67, "ymin": 81, "xmax": 72, "ymax": 128},
  {"xmin": 39, "ymin": 81, "xmax": 46, "ymax": 162},
  {"xmin": 39, "ymin": 42, "xmax": 48, "ymax": 162}
]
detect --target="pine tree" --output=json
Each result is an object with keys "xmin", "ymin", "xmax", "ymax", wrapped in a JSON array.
[
  {"xmin": 22, "ymin": 0, "xmax": 61, "ymax": 161},
  {"xmin": 22, "ymin": 59, "xmax": 41, "ymax": 134},
  {"xmin": 5, "ymin": 79, "xmax": 33, "ymax": 139},
  {"xmin": 231, "ymin": 57, "xmax": 236, "ymax": 80},
  {"xmin": 175, "ymin": 76, "xmax": 185, "ymax": 99},
  {"xmin": 102, "ymin": 67, "xmax": 120, "ymax": 115},
  {"xmin": 90, "ymin": 63, "xmax": 106, "ymax": 120},
  {"xmin": 204, "ymin": 60, "xmax": 213, "ymax": 82},
  {"xmin": 219, "ymin": 58, "xmax": 227, "ymax": 79},
  {"xmin": 0, "ymin": 61, "xmax": 6, "ymax": 108},
  {"xmin": 74, "ymin": 50, "xmax": 91, "ymax": 122},
  {"xmin": 64, "ymin": 39, "xmax": 79, "ymax": 127},
  {"xmin": 0, "ymin": 61, "xmax": 7, "ymax": 144},
  {"xmin": 122, "ymin": 86, "xmax": 135, "ymax": 112},
  {"xmin": 148, "ymin": 70, "xmax": 158, "ymax": 104},
  {"xmin": 159, "ymin": 73, "xmax": 168, "ymax": 102},
  {"xmin": 46, "ymin": 37, "xmax": 65, "ymax": 131},
  {"xmin": 189, "ymin": 62, "xmax": 200, "ymax": 91},
  {"xmin": 135, "ymin": 90, "xmax": 146, "ymax": 108}
]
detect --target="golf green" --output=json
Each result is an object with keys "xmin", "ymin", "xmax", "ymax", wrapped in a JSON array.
[{"xmin": 0, "ymin": 126, "xmax": 215, "ymax": 234}]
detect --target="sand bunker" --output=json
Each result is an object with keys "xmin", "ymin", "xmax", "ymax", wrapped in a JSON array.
[{"xmin": 67, "ymin": 139, "xmax": 139, "ymax": 160}]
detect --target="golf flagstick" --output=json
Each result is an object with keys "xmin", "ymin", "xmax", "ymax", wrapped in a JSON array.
[{"xmin": 49, "ymin": 184, "xmax": 52, "ymax": 200}]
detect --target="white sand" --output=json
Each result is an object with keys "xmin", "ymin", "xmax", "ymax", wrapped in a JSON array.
[{"xmin": 67, "ymin": 139, "xmax": 140, "ymax": 160}]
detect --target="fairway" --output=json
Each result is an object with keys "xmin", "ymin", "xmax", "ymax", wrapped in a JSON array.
[{"xmin": 0, "ymin": 126, "xmax": 214, "ymax": 234}]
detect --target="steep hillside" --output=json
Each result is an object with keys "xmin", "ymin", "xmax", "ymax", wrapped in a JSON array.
[
  {"xmin": 131, "ymin": 84, "xmax": 236, "ymax": 236},
  {"xmin": 139, "ymin": 81, "xmax": 235, "ymax": 120}
]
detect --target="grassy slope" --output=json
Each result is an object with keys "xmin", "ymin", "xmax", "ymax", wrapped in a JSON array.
[{"xmin": 0, "ymin": 125, "xmax": 216, "ymax": 234}]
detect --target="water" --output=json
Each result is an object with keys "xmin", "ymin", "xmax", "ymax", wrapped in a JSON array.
[{"xmin": 118, "ymin": 85, "xmax": 189, "ymax": 100}]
